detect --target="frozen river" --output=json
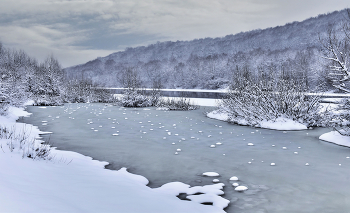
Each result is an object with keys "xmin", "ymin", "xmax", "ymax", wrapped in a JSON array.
[{"xmin": 22, "ymin": 103, "xmax": 350, "ymax": 213}]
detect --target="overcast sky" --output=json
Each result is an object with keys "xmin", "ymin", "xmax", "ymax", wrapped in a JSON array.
[{"xmin": 0, "ymin": 0, "xmax": 349, "ymax": 68}]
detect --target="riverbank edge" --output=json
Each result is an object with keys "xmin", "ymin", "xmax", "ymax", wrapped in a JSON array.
[{"xmin": 0, "ymin": 105, "xmax": 228, "ymax": 213}]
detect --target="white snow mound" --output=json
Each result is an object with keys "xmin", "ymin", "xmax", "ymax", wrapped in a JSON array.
[
  {"xmin": 203, "ymin": 172, "xmax": 220, "ymax": 177},
  {"xmin": 319, "ymin": 131, "xmax": 350, "ymax": 147}
]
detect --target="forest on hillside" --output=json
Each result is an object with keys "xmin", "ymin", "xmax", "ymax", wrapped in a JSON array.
[{"xmin": 63, "ymin": 9, "xmax": 349, "ymax": 91}]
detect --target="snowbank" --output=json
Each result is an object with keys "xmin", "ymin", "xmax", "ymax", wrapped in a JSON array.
[
  {"xmin": 0, "ymin": 107, "xmax": 227, "ymax": 213},
  {"xmin": 207, "ymin": 110, "xmax": 229, "ymax": 122},
  {"xmin": 259, "ymin": 117, "xmax": 307, "ymax": 130},
  {"xmin": 319, "ymin": 131, "xmax": 350, "ymax": 147},
  {"xmin": 207, "ymin": 110, "xmax": 307, "ymax": 130}
]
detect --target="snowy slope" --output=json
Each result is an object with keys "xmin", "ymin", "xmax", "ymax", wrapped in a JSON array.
[{"xmin": 64, "ymin": 9, "xmax": 347, "ymax": 89}]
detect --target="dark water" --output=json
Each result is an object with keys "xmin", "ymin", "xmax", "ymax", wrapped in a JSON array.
[{"xmin": 22, "ymin": 103, "xmax": 350, "ymax": 213}]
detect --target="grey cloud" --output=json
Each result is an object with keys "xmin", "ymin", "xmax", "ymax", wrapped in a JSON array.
[{"xmin": 0, "ymin": 0, "xmax": 349, "ymax": 67}]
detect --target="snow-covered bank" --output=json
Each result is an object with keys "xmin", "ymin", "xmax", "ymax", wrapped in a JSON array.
[
  {"xmin": 207, "ymin": 110, "xmax": 308, "ymax": 130},
  {"xmin": 107, "ymin": 87, "xmax": 229, "ymax": 93},
  {"xmin": 0, "ymin": 107, "xmax": 227, "ymax": 213},
  {"xmin": 164, "ymin": 97, "xmax": 218, "ymax": 107},
  {"xmin": 114, "ymin": 94, "xmax": 218, "ymax": 107},
  {"xmin": 319, "ymin": 131, "xmax": 350, "ymax": 147}
]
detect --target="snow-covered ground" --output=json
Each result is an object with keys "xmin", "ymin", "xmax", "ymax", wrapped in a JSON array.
[
  {"xmin": 0, "ymin": 106, "xmax": 228, "ymax": 213},
  {"xmin": 164, "ymin": 97, "xmax": 218, "ymax": 107}
]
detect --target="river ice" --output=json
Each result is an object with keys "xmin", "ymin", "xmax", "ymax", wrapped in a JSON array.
[
  {"xmin": 1, "ymin": 106, "xmax": 226, "ymax": 213},
  {"xmin": 19, "ymin": 103, "xmax": 350, "ymax": 213}
]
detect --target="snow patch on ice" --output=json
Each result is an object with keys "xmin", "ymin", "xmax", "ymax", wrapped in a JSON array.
[
  {"xmin": 154, "ymin": 182, "xmax": 229, "ymax": 209},
  {"xmin": 319, "ymin": 131, "xmax": 350, "ymax": 147},
  {"xmin": 229, "ymin": 176, "xmax": 239, "ymax": 181},
  {"xmin": 203, "ymin": 172, "xmax": 220, "ymax": 177},
  {"xmin": 235, "ymin": 186, "xmax": 248, "ymax": 191},
  {"xmin": 259, "ymin": 117, "xmax": 307, "ymax": 130},
  {"xmin": 207, "ymin": 111, "xmax": 229, "ymax": 122},
  {"xmin": 156, "ymin": 107, "xmax": 170, "ymax": 110}
]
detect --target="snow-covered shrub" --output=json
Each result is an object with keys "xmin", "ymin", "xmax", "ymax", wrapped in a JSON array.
[
  {"xmin": 218, "ymin": 79, "xmax": 321, "ymax": 127},
  {"xmin": 31, "ymin": 95, "xmax": 64, "ymax": 106},
  {"xmin": 157, "ymin": 97, "xmax": 199, "ymax": 111},
  {"xmin": 0, "ymin": 125, "xmax": 52, "ymax": 160},
  {"xmin": 120, "ymin": 89, "xmax": 152, "ymax": 107},
  {"xmin": 63, "ymin": 79, "xmax": 114, "ymax": 103},
  {"xmin": 0, "ymin": 87, "xmax": 9, "ymax": 115},
  {"xmin": 326, "ymin": 98, "xmax": 350, "ymax": 136},
  {"xmin": 318, "ymin": 10, "xmax": 350, "ymax": 135},
  {"xmin": 149, "ymin": 88, "xmax": 162, "ymax": 106},
  {"xmin": 119, "ymin": 86, "xmax": 163, "ymax": 107}
]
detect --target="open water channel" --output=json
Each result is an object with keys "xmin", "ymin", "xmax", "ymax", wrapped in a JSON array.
[{"xmin": 21, "ymin": 103, "xmax": 350, "ymax": 213}]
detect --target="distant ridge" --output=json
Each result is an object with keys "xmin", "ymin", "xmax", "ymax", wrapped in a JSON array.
[{"xmin": 64, "ymin": 8, "xmax": 348, "ymax": 90}]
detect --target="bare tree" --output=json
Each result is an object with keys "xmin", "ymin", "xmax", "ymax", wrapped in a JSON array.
[{"xmin": 319, "ymin": 9, "xmax": 350, "ymax": 92}]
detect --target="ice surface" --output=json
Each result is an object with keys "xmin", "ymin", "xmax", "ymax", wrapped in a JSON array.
[
  {"xmin": 0, "ymin": 107, "xmax": 226, "ymax": 213},
  {"xmin": 18, "ymin": 104, "xmax": 350, "ymax": 213}
]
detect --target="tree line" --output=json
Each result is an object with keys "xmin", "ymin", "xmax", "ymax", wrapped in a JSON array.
[{"xmin": 0, "ymin": 42, "xmax": 112, "ymax": 115}]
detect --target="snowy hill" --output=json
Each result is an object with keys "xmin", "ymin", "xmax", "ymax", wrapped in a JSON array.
[{"xmin": 64, "ymin": 9, "xmax": 348, "ymax": 90}]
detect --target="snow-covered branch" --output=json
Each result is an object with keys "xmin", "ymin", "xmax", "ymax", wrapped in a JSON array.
[
  {"xmin": 319, "ymin": 18, "xmax": 350, "ymax": 92},
  {"xmin": 217, "ymin": 79, "xmax": 322, "ymax": 127}
]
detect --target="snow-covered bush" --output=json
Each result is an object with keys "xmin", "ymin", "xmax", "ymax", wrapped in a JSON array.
[
  {"xmin": 319, "ymin": 9, "xmax": 350, "ymax": 135},
  {"xmin": 119, "ymin": 85, "xmax": 163, "ymax": 108},
  {"xmin": 217, "ymin": 79, "xmax": 322, "ymax": 127},
  {"xmin": 157, "ymin": 97, "xmax": 199, "ymax": 111},
  {"xmin": 0, "ymin": 125, "xmax": 52, "ymax": 160},
  {"xmin": 120, "ymin": 89, "xmax": 152, "ymax": 107},
  {"xmin": 0, "ymin": 87, "xmax": 9, "ymax": 115},
  {"xmin": 31, "ymin": 95, "xmax": 64, "ymax": 106},
  {"xmin": 119, "ymin": 88, "xmax": 199, "ymax": 110},
  {"xmin": 149, "ymin": 88, "xmax": 162, "ymax": 106},
  {"xmin": 325, "ymin": 98, "xmax": 350, "ymax": 136},
  {"xmin": 63, "ymin": 79, "xmax": 114, "ymax": 103}
]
